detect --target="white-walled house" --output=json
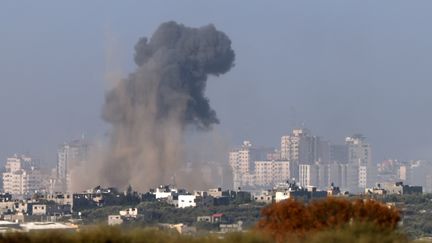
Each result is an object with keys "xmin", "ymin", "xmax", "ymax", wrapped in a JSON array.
[{"xmin": 178, "ymin": 195, "xmax": 196, "ymax": 208}]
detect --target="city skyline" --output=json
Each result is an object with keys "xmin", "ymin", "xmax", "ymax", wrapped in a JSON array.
[{"xmin": 2, "ymin": 2, "xmax": 432, "ymax": 165}]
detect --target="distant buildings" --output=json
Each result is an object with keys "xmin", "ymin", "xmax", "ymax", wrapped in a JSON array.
[
  {"xmin": 254, "ymin": 160, "xmax": 292, "ymax": 186},
  {"xmin": 56, "ymin": 139, "xmax": 88, "ymax": 192},
  {"xmin": 280, "ymin": 128, "xmax": 329, "ymax": 166},
  {"xmin": 229, "ymin": 141, "xmax": 271, "ymax": 189},
  {"xmin": 229, "ymin": 129, "xmax": 378, "ymax": 193},
  {"xmin": 365, "ymin": 182, "xmax": 422, "ymax": 195},
  {"xmin": 2, "ymin": 155, "xmax": 43, "ymax": 198},
  {"xmin": 298, "ymin": 164, "xmax": 318, "ymax": 188}
]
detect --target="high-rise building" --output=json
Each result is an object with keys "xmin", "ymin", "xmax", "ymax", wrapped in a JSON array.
[
  {"xmin": 57, "ymin": 139, "xmax": 88, "ymax": 192},
  {"xmin": 399, "ymin": 165, "xmax": 411, "ymax": 184},
  {"xmin": 229, "ymin": 141, "xmax": 274, "ymax": 189},
  {"xmin": 345, "ymin": 134, "xmax": 375, "ymax": 191},
  {"xmin": 345, "ymin": 135, "xmax": 371, "ymax": 166},
  {"xmin": 254, "ymin": 160, "xmax": 293, "ymax": 187},
  {"xmin": 317, "ymin": 163, "xmax": 329, "ymax": 190},
  {"xmin": 298, "ymin": 164, "xmax": 318, "ymax": 188},
  {"xmin": 281, "ymin": 128, "xmax": 310, "ymax": 163},
  {"xmin": 281, "ymin": 128, "xmax": 329, "ymax": 166},
  {"xmin": 2, "ymin": 155, "xmax": 43, "ymax": 197},
  {"xmin": 330, "ymin": 144, "xmax": 348, "ymax": 163}
]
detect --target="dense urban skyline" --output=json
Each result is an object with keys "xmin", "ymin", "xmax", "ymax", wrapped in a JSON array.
[{"xmin": 2, "ymin": 1, "xmax": 432, "ymax": 165}]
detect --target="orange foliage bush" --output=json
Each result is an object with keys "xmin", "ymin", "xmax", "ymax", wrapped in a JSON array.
[{"xmin": 256, "ymin": 198, "xmax": 400, "ymax": 241}]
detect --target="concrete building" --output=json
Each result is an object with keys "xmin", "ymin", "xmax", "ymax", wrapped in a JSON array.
[
  {"xmin": 345, "ymin": 135, "xmax": 375, "ymax": 191},
  {"xmin": 2, "ymin": 155, "xmax": 43, "ymax": 198},
  {"xmin": 317, "ymin": 163, "xmax": 329, "ymax": 190},
  {"xmin": 57, "ymin": 139, "xmax": 88, "ymax": 192},
  {"xmin": 330, "ymin": 144, "xmax": 348, "ymax": 164},
  {"xmin": 326, "ymin": 162, "xmax": 351, "ymax": 192},
  {"xmin": 178, "ymin": 195, "xmax": 196, "ymax": 208},
  {"xmin": 280, "ymin": 128, "xmax": 311, "ymax": 164},
  {"xmin": 108, "ymin": 215, "xmax": 123, "ymax": 225},
  {"xmin": 31, "ymin": 204, "xmax": 47, "ymax": 216},
  {"xmin": 274, "ymin": 181, "xmax": 327, "ymax": 202},
  {"xmin": 346, "ymin": 135, "xmax": 372, "ymax": 166},
  {"xmin": 382, "ymin": 182, "xmax": 423, "ymax": 195},
  {"xmin": 299, "ymin": 164, "xmax": 318, "ymax": 188},
  {"xmin": 281, "ymin": 129, "xmax": 329, "ymax": 165},
  {"xmin": 254, "ymin": 160, "xmax": 293, "ymax": 187},
  {"xmin": 229, "ymin": 141, "xmax": 269, "ymax": 189},
  {"xmin": 253, "ymin": 190, "xmax": 273, "ymax": 204},
  {"xmin": 152, "ymin": 185, "xmax": 179, "ymax": 199},
  {"xmin": 399, "ymin": 165, "xmax": 411, "ymax": 184},
  {"xmin": 366, "ymin": 182, "xmax": 422, "ymax": 195},
  {"xmin": 119, "ymin": 208, "xmax": 138, "ymax": 218}
]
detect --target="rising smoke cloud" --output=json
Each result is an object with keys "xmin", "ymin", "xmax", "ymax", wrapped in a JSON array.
[{"xmin": 97, "ymin": 21, "xmax": 235, "ymax": 191}]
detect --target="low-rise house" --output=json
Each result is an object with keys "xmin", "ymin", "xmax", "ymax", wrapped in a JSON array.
[
  {"xmin": 197, "ymin": 216, "xmax": 212, "ymax": 223},
  {"xmin": 43, "ymin": 193, "xmax": 73, "ymax": 207},
  {"xmin": 14, "ymin": 202, "xmax": 28, "ymax": 214},
  {"xmin": 0, "ymin": 201, "xmax": 16, "ymax": 214},
  {"xmin": 31, "ymin": 204, "xmax": 46, "ymax": 216},
  {"xmin": 274, "ymin": 181, "xmax": 327, "ymax": 202},
  {"xmin": 382, "ymin": 182, "xmax": 422, "ymax": 195},
  {"xmin": 178, "ymin": 195, "xmax": 196, "ymax": 208},
  {"xmin": 366, "ymin": 182, "xmax": 423, "ymax": 195},
  {"xmin": 197, "ymin": 213, "xmax": 226, "ymax": 224},
  {"xmin": 45, "ymin": 204, "xmax": 72, "ymax": 217},
  {"xmin": 151, "ymin": 185, "xmax": 179, "ymax": 199},
  {"xmin": 119, "ymin": 208, "xmax": 138, "ymax": 218},
  {"xmin": 253, "ymin": 190, "xmax": 274, "ymax": 204},
  {"xmin": 327, "ymin": 184, "xmax": 349, "ymax": 197},
  {"xmin": 208, "ymin": 188, "xmax": 225, "ymax": 198},
  {"xmin": 108, "ymin": 215, "xmax": 123, "ymax": 225}
]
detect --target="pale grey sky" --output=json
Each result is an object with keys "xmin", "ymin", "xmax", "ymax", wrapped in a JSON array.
[{"xmin": 1, "ymin": 1, "xmax": 432, "ymax": 165}]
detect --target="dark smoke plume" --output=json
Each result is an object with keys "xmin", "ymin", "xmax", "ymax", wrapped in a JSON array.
[{"xmin": 96, "ymin": 21, "xmax": 234, "ymax": 190}]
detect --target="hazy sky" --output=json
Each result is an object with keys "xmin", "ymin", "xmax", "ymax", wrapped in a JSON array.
[{"xmin": 1, "ymin": 1, "xmax": 432, "ymax": 166}]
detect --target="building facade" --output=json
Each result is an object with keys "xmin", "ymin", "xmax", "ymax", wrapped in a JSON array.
[
  {"xmin": 57, "ymin": 139, "xmax": 88, "ymax": 192},
  {"xmin": 2, "ymin": 155, "xmax": 43, "ymax": 198},
  {"xmin": 254, "ymin": 160, "xmax": 293, "ymax": 187}
]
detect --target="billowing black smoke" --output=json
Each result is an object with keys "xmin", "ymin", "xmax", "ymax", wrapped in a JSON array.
[
  {"xmin": 96, "ymin": 21, "xmax": 235, "ymax": 190},
  {"xmin": 103, "ymin": 21, "xmax": 234, "ymax": 129}
]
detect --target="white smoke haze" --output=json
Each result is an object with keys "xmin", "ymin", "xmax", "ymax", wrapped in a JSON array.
[{"xmin": 71, "ymin": 21, "xmax": 235, "ymax": 192}]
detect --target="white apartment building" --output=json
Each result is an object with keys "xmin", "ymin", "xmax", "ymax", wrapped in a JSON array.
[
  {"xmin": 345, "ymin": 135, "xmax": 375, "ymax": 191},
  {"xmin": 281, "ymin": 129, "xmax": 310, "ymax": 162},
  {"xmin": 299, "ymin": 164, "xmax": 318, "ymax": 188},
  {"xmin": 346, "ymin": 135, "xmax": 371, "ymax": 166},
  {"xmin": 254, "ymin": 160, "xmax": 292, "ymax": 187},
  {"xmin": 229, "ymin": 141, "xmax": 269, "ymax": 189},
  {"xmin": 2, "ymin": 155, "xmax": 43, "ymax": 197},
  {"xmin": 281, "ymin": 129, "xmax": 329, "ymax": 166},
  {"xmin": 178, "ymin": 195, "xmax": 196, "ymax": 208},
  {"xmin": 359, "ymin": 165, "xmax": 367, "ymax": 188},
  {"xmin": 153, "ymin": 185, "xmax": 178, "ymax": 199}
]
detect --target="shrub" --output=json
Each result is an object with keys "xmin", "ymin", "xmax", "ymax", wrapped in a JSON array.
[{"xmin": 256, "ymin": 198, "xmax": 401, "ymax": 241}]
